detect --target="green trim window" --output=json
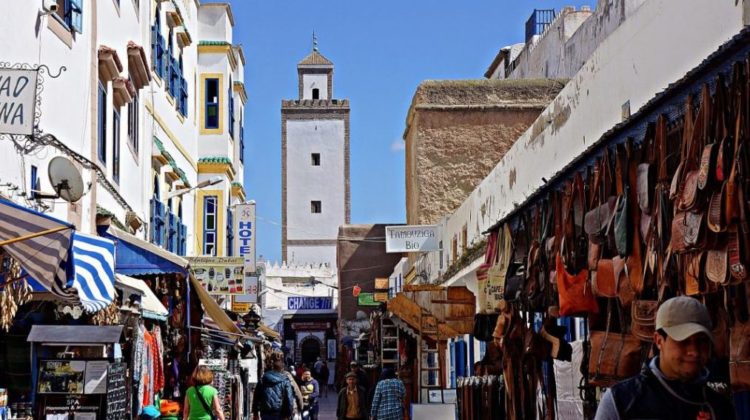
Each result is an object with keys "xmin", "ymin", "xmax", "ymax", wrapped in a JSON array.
[{"xmin": 205, "ymin": 78, "xmax": 219, "ymax": 129}]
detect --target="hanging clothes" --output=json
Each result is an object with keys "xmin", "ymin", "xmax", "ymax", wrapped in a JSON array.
[
  {"xmin": 553, "ymin": 341, "xmax": 585, "ymax": 420},
  {"xmin": 152, "ymin": 326, "xmax": 165, "ymax": 393}
]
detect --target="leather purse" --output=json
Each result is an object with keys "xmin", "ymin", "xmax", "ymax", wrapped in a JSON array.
[
  {"xmin": 670, "ymin": 211, "xmax": 705, "ymax": 254},
  {"xmin": 631, "ymin": 300, "xmax": 658, "ymax": 342},
  {"xmin": 593, "ymin": 258, "xmax": 617, "ymax": 298},
  {"xmin": 504, "ymin": 262, "xmax": 525, "ymax": 302},
  {"xmin": 556, "ymin": 254, "xmax": 598, "ymax": 316},
  {"xmin": 584, "ymin": 197, "xmax": 616, "ymax": 244},
  {"xmin": 636, "ymin": 163, "xmax": 654, "ymax": 214},
  {"xmin": 706, "ymin": 245, "xmax": 728, "ymax": 285},
  {"xmin": 707, "ymin": 187, "xmax": 727, "ymax": 233},
  {"xmin": 485, "ymin": 224, "xmax": 513, "ymax": 313},
  {"xmin": 614, "ymin": 190, "xmax": 630, "ymax": 258},
  {"xmin": 728, "ymin": 227, "xmax": 747, "ymax": 282},
  {"xmin": 685, "ymin": 252, "xmax": 705, "ymax": 296},
  {"xmin": 730, "ymin": 319, "xmax": 750, "ymax": 391},
  {"xmin": 588, "ymin": 320, "xmax": 643, "ymax": 388},
  {"xmin": 697, "ymin": 143, "xmax": 717, "ymax": 191}
]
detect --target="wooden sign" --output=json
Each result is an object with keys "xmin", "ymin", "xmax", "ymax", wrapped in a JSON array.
[{"xmin": 375, "ymin": 278, "xmax": 389, "ymax": 290}]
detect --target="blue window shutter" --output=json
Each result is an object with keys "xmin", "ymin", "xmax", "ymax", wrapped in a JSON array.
[
  {"xmin": 70, "ymin": 0, "xmax": 83, "ymax": 33},
  {"xmin": 151, "ymin": 25, "xmax": 158, "ymax": 74}
]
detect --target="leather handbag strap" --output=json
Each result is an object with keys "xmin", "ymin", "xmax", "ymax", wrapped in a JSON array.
[
  {"xmin": 656, "ymin": 115, "xmax": 670, "ymax": 182},
  {"xmin": 194, "ymin": 386, "xmax": 216, "ymax": 419}
]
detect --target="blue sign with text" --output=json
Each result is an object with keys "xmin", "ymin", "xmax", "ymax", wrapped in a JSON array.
[{"xmin": 287, "ymin": 296, "xmax": 333, "ymax": 310}]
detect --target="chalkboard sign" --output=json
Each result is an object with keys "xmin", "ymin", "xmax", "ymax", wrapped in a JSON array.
[{"xmin": 106, "ymin": 362, "xmax": 128, "ymax": 419}]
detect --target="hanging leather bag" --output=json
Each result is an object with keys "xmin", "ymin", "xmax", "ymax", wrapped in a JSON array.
[
  {"xmin": 484, "ymin": 224, "xmax": 512, "ymax": 313},
  {"xmin": 556, "ymin": 254, "xmax": 598, "ymax": 316},
  {"xmin": 631, "ymin": 300, "xmax": 658, "ymax": 342},
  {"xmin": 588, "ymin": 301, "xmax": 643, "ymax": 387},
  {"xmin": 730, "ymin": 284, "xmax": 750, "ymax": 391},
  {"xmin": 476, "ymin": 230, "xmax": 497, "ymax": 313}
]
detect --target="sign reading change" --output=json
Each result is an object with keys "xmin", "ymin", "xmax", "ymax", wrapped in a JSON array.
[
  {"xmin": 0, "ymin": 69, "xmax": 37, "ymax": 135},
  {"xmin": 385, "ymin": 225, "xmax": 440, "ymax": 253}
]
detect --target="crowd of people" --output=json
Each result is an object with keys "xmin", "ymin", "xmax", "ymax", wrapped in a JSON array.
[{"xmin": 248, "ymin": 352, "xmax": 406, "ymax": 420}]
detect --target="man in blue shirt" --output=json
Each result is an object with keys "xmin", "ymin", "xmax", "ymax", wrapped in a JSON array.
[
  {"xmin": 594, "ymin": 296, "xmax": 734, "ymax": 420},
  {"xmin": 370, "ymin": 368, "xmax": 405, "ymax": 420}
]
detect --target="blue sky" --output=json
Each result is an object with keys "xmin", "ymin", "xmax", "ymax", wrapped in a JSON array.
[{"xmin": 228, "ymin": 1, "xmax": 593, "ymax": 263}]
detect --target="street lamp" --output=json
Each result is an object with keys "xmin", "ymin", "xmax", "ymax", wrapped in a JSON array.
[
  {"xmin": 166, "ymin": 176, "xmax": 223, "ymax": 199},
  {"xmin": 242, "ymin": 306, "xmax": 261, "ymax": 330}
]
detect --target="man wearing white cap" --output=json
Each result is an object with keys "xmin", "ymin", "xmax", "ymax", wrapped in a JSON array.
[{"xmin": 594, "ymin": 296, "xmax": 735, "ymax": 419}]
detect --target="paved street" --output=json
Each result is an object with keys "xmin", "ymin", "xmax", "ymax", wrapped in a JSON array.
[{"xmin": 317, "ymin": 388, "xmax": 338, "ymax": 419}]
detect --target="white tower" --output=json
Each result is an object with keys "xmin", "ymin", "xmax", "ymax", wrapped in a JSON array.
[{"xmin": 281, "ymin": 39, "xmax": 350, "ymax": 266}]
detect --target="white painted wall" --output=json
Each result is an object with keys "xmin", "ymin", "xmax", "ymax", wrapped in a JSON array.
[
  {"xmin": 286, "ymin": 245, "xmax": 337, "ymax": 267},
  {"xmin": 425, "ymin": 0, "xmax": 745, "ymax": 283},
  {"xmin": 285, "ymin": 119, "xmax": 346, "ymax": 241},
  {"xmin": 197, "ymin": 5, "xmax": 233, "ymax": 43},
  {"xmin": 302, "ymin": 74, "xmax": 329, "ymax": 100},
  {"xmin": 261, "ymin": 262, "xmax": 338, "ymax": 312}
]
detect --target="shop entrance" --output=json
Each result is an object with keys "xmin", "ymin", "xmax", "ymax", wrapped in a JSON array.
[{"xmin": 300, "ymin": 337, "xmax": 321, "ymax": 366}]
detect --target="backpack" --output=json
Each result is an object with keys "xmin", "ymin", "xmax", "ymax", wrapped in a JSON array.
[{"xmin": 258, "ymin": 375, "xmax": 291, "ymax": 415}]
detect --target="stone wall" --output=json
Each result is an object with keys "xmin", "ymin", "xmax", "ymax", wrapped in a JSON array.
[{"xmin": 404, "ymin": 79, "xmax": 566, "ymax": 226}]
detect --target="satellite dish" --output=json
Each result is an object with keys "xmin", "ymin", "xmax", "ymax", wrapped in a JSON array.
[{"xmin": 48, "ymin": 156, "xmax": 84, "ymax": 202}]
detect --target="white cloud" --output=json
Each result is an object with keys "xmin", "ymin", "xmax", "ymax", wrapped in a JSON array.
[{"xmin": 390, "ymin": 139, "xmax": 405, "ymax": 152}]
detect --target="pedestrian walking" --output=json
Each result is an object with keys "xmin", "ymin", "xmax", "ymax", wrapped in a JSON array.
[
  {"xmin": 349, "ymin": 361, "xmax": 370, "ymax": 397},
  {"xmin": 252, "ymin": 350, "xmax": 296, "ymax": 420},
  {"xmin": 337, "ymin": 372, "xmax": 368, "ymax": 420},
  {"xmin": 299, "ymin": 369, "xmax": 320, "ymax": 420},
  {"xmin": 283, "ymin": 367, "xmax": 305, "ymax": 417},
  {"xmin": 183, "ymin": 365, "xmax": 226, "ymax": 420},
  {"xmin": 319, "ymin": 361, "xmax": 330, "ymax": 398},
  {"xmin": 370, "ymin": 368, "xmax": 405, "ymax": 420},
  {"xmin": 594, "ymin": 296, "xmax": 735, "ymax": 420}
]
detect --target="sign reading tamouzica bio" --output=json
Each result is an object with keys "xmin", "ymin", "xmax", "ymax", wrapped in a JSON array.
[
  {"xmin": 0, "ymin": 69, "xmax": 37, "ymax": 135},
  {"xmin": 385, "ymin": 225, "xmax": 440, "ymax": 253}
]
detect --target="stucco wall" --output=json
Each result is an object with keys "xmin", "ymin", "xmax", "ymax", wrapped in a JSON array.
[
  {"xmin": 302, "ymin": 74, "xmax": 329, "ymax": 100},
  {"xmin": 286, "ymin": 119, "xmax": 346, "ymax": 239}
]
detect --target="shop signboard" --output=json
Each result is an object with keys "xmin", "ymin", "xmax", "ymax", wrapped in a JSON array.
[
  {"xmin": 231, "ymin": 297, "xmax": 250, "ymax": 313},
  {"xmin": 106, "ymin": 362, "xmax": 128, "ymax": 419},
  {"xmin": 375, "ymin": 277, "xmax": 389, "ymax": 290},
  {"xmin": 357, "ymin": 292, "xmax": 381, "ymax": 307},
  {"xmin": 385, "ymin": 225, "xmax": 440, "ymax": 253},
  {"xmin": 189, "ymin": 256, "xmax": 246, "ymax": 295},
  {"xmin": 234, "ymin": 202, "xmax": 256, "ymax": 274},
  {"xmin": 287, "ymin": 296, "xmax": 332, "ymax": 310},
  {"xmin": 37, "ymin": 360, "xmax": 109, "ymax": 395},
  {"xmin": 233, "ymin": 276, "xmax": 259, "ymax": 306},
  {"xmin": 0, "ymin": 69, "xmax": 38, "ymax": 136},
  {"xmin": 374, "ymin": 292, "xmax": 389, "ymax": 302}
]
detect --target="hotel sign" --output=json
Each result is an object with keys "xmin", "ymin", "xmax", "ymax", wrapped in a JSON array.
[
  {"xmin": 0, "ymin": 69, "xmax": 37, "ymax": 135},
  {"xmin": 385, "ymin": 225, "xmax": 440, "ymax": 253},
  {"xmin": 234, "ymin": 202, "xmax": 256, "ymax": 274}
]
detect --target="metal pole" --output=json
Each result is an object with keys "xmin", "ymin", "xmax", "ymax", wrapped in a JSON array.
[{"xmin": 0, "ymin": 225, "xmax": 71, "ymax": 247}]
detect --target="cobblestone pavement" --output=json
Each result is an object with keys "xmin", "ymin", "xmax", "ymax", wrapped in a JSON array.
[{"xmin": 316, "ymin": 386, "xmax": 339, "ymax": 419}]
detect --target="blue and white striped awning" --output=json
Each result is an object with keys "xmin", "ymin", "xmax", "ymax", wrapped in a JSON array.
[
  {"xmin": 70, "ymin": 232, "xmax": 116, "ymax": 313},
  {"xmin": 0, "ymin": 199, "xmax": 76, "ymax": 301},
  {"xmin": 0, "ymin": 199, "xmax": 116, "ymax": 312}
]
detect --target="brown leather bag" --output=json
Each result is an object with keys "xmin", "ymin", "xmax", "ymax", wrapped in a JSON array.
[
  {"xmin": 685, "ymin": 252, "xmax": 705, "ymax": 296},
  {"xmin": 670, "ymin": 211, "xmax": 705, "ymax": 253},
  {"xmin": 707, "ymin": 187, "xmax": 727, "ymax": 233},
  {"xmin": 593, "ymin": 258, "xmax": 617, "ymax": 298},
  {"xmin": 730, "ymin": 319, "xmax": 750, "ymax": 391},
  {"xmin": 631, "ymin": 300, "xmax": 658, "ymax": 342},
  {"xmin": 584, "ymin": 197, "xmax": 616, "ymax": 245},
  {"xmin": 706, "ymin": 245, "xmax": 728, "ymax": 285},
  {"xmin": 588, "ymin": 303, "xmax": 643, "ymax": 387}
]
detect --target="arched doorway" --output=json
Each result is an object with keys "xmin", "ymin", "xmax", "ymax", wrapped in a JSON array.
[{"xmin": 300, "ymin": 336, "xmax": 321, "ymax": 366}]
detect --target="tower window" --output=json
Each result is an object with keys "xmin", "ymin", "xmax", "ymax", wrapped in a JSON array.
[
  {"xmin": 312, "ymin": 88, "xmax": 320, "ymax": 100},
  {"xmin": 203, "ymin": 195, "xmax": 218, "ymax": 255},
  {"xmin": 311, "ymin": 201, "xmax": 322, "ymax": 214},
  {"xmin": 311, "ymin": 153, "xmax": 320, "ymax": 166},
  {"xmin": 205, "ymin": 78, "xmax": 220, "ymax": 129}
]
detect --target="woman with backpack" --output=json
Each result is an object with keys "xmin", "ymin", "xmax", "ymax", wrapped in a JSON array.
[{"xmin": 183, "ymin": 365, "xmax": 225, "ymax": 420}]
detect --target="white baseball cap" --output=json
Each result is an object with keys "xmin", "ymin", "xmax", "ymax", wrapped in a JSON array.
[{"xmin": 655, "ymin": 296, "xmax": 713, "ymax": 343}]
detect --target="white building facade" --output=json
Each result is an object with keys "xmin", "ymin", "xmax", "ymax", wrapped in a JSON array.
[{"xmin": 0, "ymin": 1, "xmax": 246, "ymax": 258}]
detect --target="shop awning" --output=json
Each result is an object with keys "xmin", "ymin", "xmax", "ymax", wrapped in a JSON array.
[
  {"xmin": 115, "ymin": 274, "xmax": 169, "ymax": 321},
  {"xmin": 99, "ymin": 226, "xmax": 189, "ymax": 276},
  {"xmin": 0, "ymin": 198, "xmax": 75, "ymax": 301},
  {"xmin": 258, "ymin": 323, "xmax": 280, "ymax": 340},
  {"xmin": 27, "ymin": 325, "xmax": 123, "ymax": 345},
  {"xmin": 190, "ymin": 274, "xmax": 244, "ymax": 341},
  {"xmin": 387, "ymin": 293, "xmax": 459, "ymax": 340}
]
